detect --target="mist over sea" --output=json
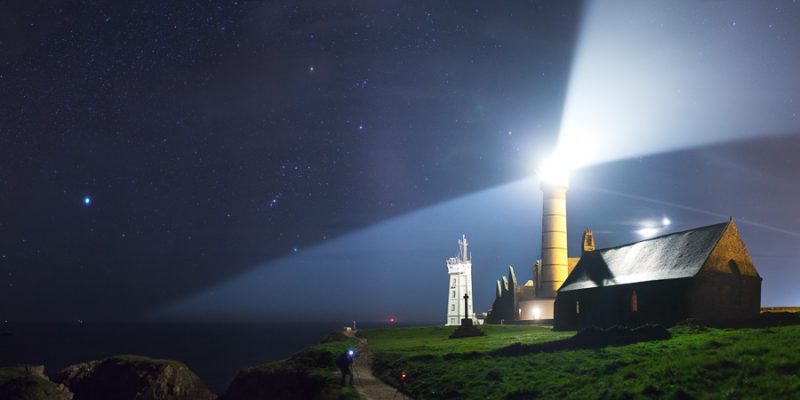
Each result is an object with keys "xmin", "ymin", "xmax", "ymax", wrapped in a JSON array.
[{"xmin": 0, "ymin": 321, "xmax": 427, "ymax": 392}]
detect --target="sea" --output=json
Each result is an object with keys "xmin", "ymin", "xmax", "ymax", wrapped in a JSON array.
[{"xmin": 0, "ymin": 321, "xmax": 423, "ymax": 393}]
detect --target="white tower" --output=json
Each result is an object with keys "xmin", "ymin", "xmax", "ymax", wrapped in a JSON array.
[
  {"xmin": 539, "ymin": 180, "xmax": 569, "ymax": 298},
  {"xmin": 445, "ymin": 234, "xmax": 474, "ymax": 326}
]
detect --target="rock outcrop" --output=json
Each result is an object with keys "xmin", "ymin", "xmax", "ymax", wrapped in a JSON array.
[
  {"xmin": 0, "ymin": 365, "xmax": 74, "ymax": 400},
  {"xmin": 55, "ymin": 355, "xmax": 215, "ymax": 400},
  {"xmin": 219, "ymin": 348, "xmax": 339, "ymax": 400}
]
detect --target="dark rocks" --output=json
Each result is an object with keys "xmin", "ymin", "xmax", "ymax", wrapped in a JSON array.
[
  {"xmin": 219, "ymin": 347, "xmax": 343, "ymax": 400},
  {"xmin": 55, "ymin": 355, "xmax": 215, "ymax": 400},
  {"xmin": 218, "ymin": 363, "xmax": 331, "ymax": 400},
  {"xmin": 0, "ymin": 365, "xmax": 74, "ymax": 400},
  {"xmin": 756, "ymin": 311, "xmax": 800, "ymax": 327}
]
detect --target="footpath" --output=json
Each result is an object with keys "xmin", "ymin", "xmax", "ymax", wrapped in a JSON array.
[{"xmin": 344, "ymin": 332, "xmax": 412, "ymax": 400}]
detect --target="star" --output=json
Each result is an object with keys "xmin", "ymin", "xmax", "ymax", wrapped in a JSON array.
[
  {"xmin": 83, "ymin": 196, "xmax": 92, "ymax": 206},
  {"xmin": 309, "ymin": 66, "xmax": 315, "ymax": 72}
]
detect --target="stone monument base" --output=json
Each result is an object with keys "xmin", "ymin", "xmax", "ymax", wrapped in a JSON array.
[{"xmin": 449, "ymin": 318, "xmax": 485, "ymax": 339}]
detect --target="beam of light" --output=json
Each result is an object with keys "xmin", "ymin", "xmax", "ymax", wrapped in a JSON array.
[
  {"xmin": 635, "ymin": 227, "xmax": 660, "ymax": 238},
  {"xmin": 152, "ymin": 175, "xmax": 800, "ymax": 322},
  {"xmin": 578, "ymin": 184, "xmax": 800, "ymax": 239},
  {"xmin": 537, "ymin": 154, "xmax": 571, "ymax": 187},
  {"xmin": 534, "ymin": 133, "xmax": 595, "ymax": 187},
  {"xmin": 557, "ymin": 0, "xmax": 800, "ymax": 169},
  {"xmin": 154, "ymin": 178, "xmax": 546, "ymax": 322}
]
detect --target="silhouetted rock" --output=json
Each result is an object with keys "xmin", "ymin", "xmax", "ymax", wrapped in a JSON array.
[
  {"xmin": 55, "ymin": 355, "xmax": 215, "ymax": 400},
  {"xmin": 219, "ymin": 348, "xmax": 340, "ymax": 400},
  {"xmin": 0, "ymin": 365, "xmax": 74, "ymax": 400}
]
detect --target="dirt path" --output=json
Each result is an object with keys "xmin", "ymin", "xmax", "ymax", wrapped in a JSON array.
[{"xmin": 345, "ymin": 332, "xmax": 412, "ymax": 400}]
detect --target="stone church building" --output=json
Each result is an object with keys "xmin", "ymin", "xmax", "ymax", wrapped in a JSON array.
[{"xmin": 554, "ymin": 219, "xmax": 762, "ymax": 330}]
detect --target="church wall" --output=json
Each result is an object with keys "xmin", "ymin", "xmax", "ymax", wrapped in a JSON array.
[
  {"xmin": 701, "ymin": 221, "xmax": 760, "ymax": 277},
  {"xmin": 687, "ymin": 270, "xmax": 761, "ymax": 322},
  {"xmin": 554, "ymin": 279, "xmax": 692, "ymax": 330},
  {"xmin": 689, "ymin": 221, "xmax": 762, "ymax": 322}
]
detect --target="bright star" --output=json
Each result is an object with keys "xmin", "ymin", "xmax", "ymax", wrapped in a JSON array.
[
  {"xmin": 309, "ymin": 66, "xmax": 314, "ymax": 72},
  {"xmin": 83, "ymin": 196, "xmax": 92, "ymax": 206}
]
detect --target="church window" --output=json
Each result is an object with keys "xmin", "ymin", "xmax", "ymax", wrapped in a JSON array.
[
  {"xmin": 452, "ymin": 278, "xmax": 456, "ymax": 286},
  {"xmin": 452, "ymin": 291, "xmax": 456, "ymax": 298},
  {"xmin": 631, "ymin": 290, "xmax": 638, "ymax": 312},
  {"xmin": 451, "ymin": 304, "xmax": 455, "ymax": 311},
  {"xmin": 576, "ymin": 300, "xmax": 580, "ymax": 314}
]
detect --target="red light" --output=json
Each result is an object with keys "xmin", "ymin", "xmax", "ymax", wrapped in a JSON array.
[
  {"xmin": 401, "ymin": 371, "xmax": 407, "ymax": 382},
  {"xmin": 388, "ymin": 317, "xmax": 397, "ymax": 324}
]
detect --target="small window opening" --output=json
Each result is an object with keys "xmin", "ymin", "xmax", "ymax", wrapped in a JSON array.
[{"xmin": 631, "ymin": 290, "xmax": 638, "ymax": 312}]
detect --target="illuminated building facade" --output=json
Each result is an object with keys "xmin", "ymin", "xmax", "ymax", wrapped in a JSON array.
[{"xmin": 555, "ymin": 219, "xmax": 762, "ymax": 329}]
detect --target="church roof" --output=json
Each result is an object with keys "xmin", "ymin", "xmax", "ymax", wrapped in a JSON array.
[{"xmin": 558, "ymin": 221, "xmax": 729, "ymax": 292}]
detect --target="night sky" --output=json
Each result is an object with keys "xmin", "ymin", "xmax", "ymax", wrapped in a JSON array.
[{"xmin": 3, "ymin": 1, "xmax": 800, "ymax": 323}]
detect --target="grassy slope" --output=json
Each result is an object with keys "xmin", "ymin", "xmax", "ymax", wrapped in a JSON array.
[
  {"xmin": 363, "ymin": 324, "xmax": 800, "ymax": 400},
  {"xmin": 226, "ymin": 332, "xmax": 363, "ymax": 400},
  {"xmin": 0, "ymin": 367, "xmax": 27, "ymax": 385},
  {"xmin": 362, "ymin": 325, "xmax": 573, "ymax": 356},
  {"xmin": 311, "ymin": 333, "xmax": 363, "ymax": 400}
]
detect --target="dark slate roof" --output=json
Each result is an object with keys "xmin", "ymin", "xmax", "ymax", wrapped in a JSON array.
[{"xmin": 558, "ymin": 222, "xmax": 729, "ymax": 292}]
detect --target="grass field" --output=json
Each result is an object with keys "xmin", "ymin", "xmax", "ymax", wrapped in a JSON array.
[
  {"xmin": 361, "ymin": 325, "xmax": 573, "ymax": 356},
  {"xmin": 362, "ymin": 324, "xmax": 800, "ymax": 399}
]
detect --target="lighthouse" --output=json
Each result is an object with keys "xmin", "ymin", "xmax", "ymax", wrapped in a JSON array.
[
  {"xmin": 539, "ymin": 180, "xmax": 569, "ymax": 298},
  {"xmin": 445, "ymin": 234, "xmax": 474, "ymax": 326}
]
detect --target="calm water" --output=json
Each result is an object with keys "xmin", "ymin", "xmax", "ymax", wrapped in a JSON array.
[{"xmin": 0, "ymin": 322, "xmax": 357, "ymax": 393}]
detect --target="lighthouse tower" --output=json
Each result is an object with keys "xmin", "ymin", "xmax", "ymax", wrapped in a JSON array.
[
  {"xmin": 446, "ymin": 234, "xmax": 474, "ymax": 326},
  {"xmin": 539, "ymin": 179, "xmax": 569, "ymax": 298}
]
